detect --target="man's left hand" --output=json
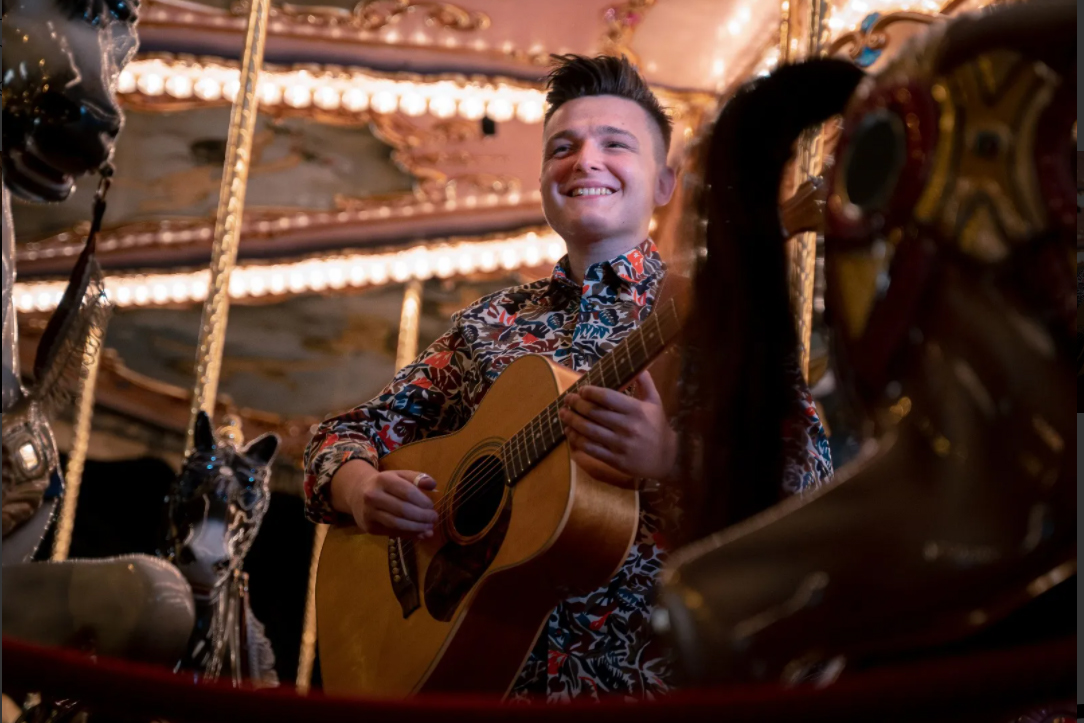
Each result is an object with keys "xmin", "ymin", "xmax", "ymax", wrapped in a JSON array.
[{"xmin": 558, "ymin": 370, "xmax": 677, "ymax": 485}]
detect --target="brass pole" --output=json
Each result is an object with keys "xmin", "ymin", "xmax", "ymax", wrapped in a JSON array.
[
  {"xmin": 51, "ymin": 323, "xmax": 107, "ymax": 561},
  {"xmin": 185, "ymin": 0, "xmax": 271, "ymax": 454},
  {"xmin": 395, "ymin": 279, "xmax": 424, "ymax": 369},
  {"xmin": 787, "ymin": 0, "xmax": 830, "ymax": 380},
  {"xmin": 295, "ymin": 523, "xmax": 328, "ymax": 693}
]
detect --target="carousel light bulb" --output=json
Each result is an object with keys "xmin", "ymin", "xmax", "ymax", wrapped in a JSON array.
[
  {"xmin": 348, "ymin": 265, "xmax": 367, "ymax": 286},
  {"xmin": 194, "ymin": 77, "xmax": 222, "ymax": 101},
  {"xmin": 459, "ymin": 95, "xmax": 486, "ymax": 120},
  {"xmin": 269, "ymin": 272, "xmax": 287, "ymax": 294},
  {"xmin": 341, "ymin": 88, "xmax": 370, "ymax": 112},
  {"xmin": 222, "ymin": 77, "xmax": 241, "ymax": 102},
  {"xmin": 288, "ymin": 271, "xmax": 306, "ymax": 292},
  {"xmin": 165, "ymin": 74, "xmax": 193, "ymax": 98},
  {"xmin": 368, "ymin": 262, "xmax": 388, "ymax": 284},
  {"xmin": 133, "ymin": 286, "xmax": 150, "ymax": 305},
  {"xmin": 399, "ymin": 91, "xmax": 427, "ymax": 116},
  {"xmin": 327, "ymin": 265, "xmax": 347, "ymax": 289},
  {"xmin": 516, "ymin": 98, "xmax": 545, "ymax": 123},
  {"xmin": 456, "ymin": 251, "xmax": 477, "ymax": 274},
  {"xmin": 499, "ymin": 247, "xmax": 520, "ymax": 270},
  {"xmin": 137, "ymin": 72, "xmax": 165, "ymax": 96},
  {"xmin": 313, "ymin": 86, "xmax": 341, "ymax": 110},
  {"xmin": 435, "ymin": 254, "xmax": 455, "ymax": 278},
  {"xmin": 117, "ymin": 69, "xmax": 137, "ymax": 93},
  {"xmin": 727, "ymin": 20, "xmax": 742, "ymax": 36},
  {"xmin": 486, "ymin": 98, "xmax": 514, "ymax": 122},
  {"xmin": 523, "ymin": 244, "xmax": 541, "ymax": 266},
  {"xmin": 115, "ymin": 286, "xmax": 132, "ymax": 305},
  {"xmin": 429, "ymin": 94, "xmax": 457, "ymax": 118},
  {"xmin": 259, "ymin": 81, "xmax": 283, "ymax": 105},
  {"xmin": 170, "ymin": 282, "xmax": 190, "ymax": 302},
  {"xmin": 385, "ymin": 29, "xmax": 401, "ymax": 44},
  {"xmin": 371, "ymin": 90, "xmax": 398, "ymax": 114},
  {"xmin": 284, "ymin": 84, "xmax": 312, "ymax": 108},
  {"xmin": 478, "ymin": 250, "xmax": 498, "ymax": 271},
  {"xmin": 411, "ymin": 30, "xmax": 430, "ymax": 45},
  {"xmin": 309, "ymin": 268, "xmax": 328, "ymax": 291}
]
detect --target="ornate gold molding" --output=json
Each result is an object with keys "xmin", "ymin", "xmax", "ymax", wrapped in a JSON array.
[
  {"xmin": 229, "ymin": 0, "xmax": 491, "ymax": 33},
  {"xmin": 142, "ymin": 0, "xmax": 548, "ymax": 66},
  {"xmin": 827, "ymin": 10, "xmax": 940, "ymax": 64},
  {"xmin": 599, "ymin": 0, "xmax": 657, "ymax": 67}
]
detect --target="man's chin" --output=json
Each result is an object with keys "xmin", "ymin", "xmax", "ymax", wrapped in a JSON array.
[{"xmin": 2, "ymin": 151, "xmax": 76, "ymax": 204}]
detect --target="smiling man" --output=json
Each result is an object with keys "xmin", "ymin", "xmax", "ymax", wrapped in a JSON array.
[{"xmin": 303, "ymin": 55, "xmax": 832, "ymax": 701}]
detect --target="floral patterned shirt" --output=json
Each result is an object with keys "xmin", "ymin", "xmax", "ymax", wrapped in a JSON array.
[{"xmin": 303, "ymin": 238, "xmax": 834, "ymax": 701}]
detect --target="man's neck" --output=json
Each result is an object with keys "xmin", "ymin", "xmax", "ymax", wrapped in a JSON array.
[{"xmin": 565, "ymin": 234, "xmax": 647, "ymax": 284}]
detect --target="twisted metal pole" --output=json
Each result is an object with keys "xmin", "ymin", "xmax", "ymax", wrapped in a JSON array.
[{"xmin": 185, "ymin": 0, "xmax": 271, "ymax": 454}]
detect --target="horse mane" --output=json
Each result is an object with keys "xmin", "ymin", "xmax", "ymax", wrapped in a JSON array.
[{"xmin": 675, "ymin": 59, "xmax": 864, "ymax": 545}]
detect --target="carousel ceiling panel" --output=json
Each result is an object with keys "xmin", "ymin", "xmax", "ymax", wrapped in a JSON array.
[
  {"xmin": 139, "ymin": 0, "xmax": 771, "ymax": 92},
  {"xmin": 630, "ymin": 0, "xmax": 779, "ymax": 91},
  {"xmin": 140, "ymin": 0, "xmax": 617, "ymax": 81},
  {"xmin": 10, "ymin": 106, "xmax": 415, "ymax": 244},
  {"xmin": 97, "ymin": 274, "xmax": 516, "ymax": 419}
]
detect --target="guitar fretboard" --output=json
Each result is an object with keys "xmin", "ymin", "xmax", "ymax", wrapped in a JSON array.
[{"xmin": 500, "ymin": 298, "xmax": 681, "ymax": 485}]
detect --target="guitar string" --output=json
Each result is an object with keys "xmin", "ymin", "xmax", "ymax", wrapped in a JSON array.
[
  {"xmin": 396, "ymin": 303, "xmax": 678, "ymax": 559},
  {"xmin": 396, "ymin": 304, "xmax": 677, "ymax": 560}
]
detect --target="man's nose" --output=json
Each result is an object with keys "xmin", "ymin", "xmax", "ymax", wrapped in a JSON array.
[{"xmin": 572, "ymin": 143, "xmax": 603, "ymax": 173}]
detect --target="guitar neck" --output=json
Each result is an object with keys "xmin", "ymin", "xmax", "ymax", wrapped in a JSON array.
[{"xmin": 501, "ymin": 298, "xmax": 682, "ymax": 485}]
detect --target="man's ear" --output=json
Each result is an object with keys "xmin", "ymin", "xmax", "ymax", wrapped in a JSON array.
[{"xmin": 654, "ymin": 165, "xmax": 677, "ymax": 206}]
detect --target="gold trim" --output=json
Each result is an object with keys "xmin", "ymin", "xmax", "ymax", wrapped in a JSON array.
[
  {"xmin": 50, "ymin": 324, "xmax": 108, "ymax": 561},
  {"xmin": 296, "ymin": 523, "xmax": 329, "ymax": 693},
  {"xmin": 827, "ymin": 10, "xmax": 941, "ymax": 62},
  {"xmin": 395, "ymin": 279, "xmax": 423, "ymax": 368},
  {"xmin": 187, "ymin": 0, "xmax": 272, "ymax": 455},
  {"xmin": 599, "ymin": 0, "xmax": 658, "ymax": 67},
  {"xmin": 229, "ymin": 0, "xmax": 491, "ymax": 33}
]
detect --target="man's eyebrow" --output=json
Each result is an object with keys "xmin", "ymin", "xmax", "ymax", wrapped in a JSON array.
[{"xmin": 545, "ymin": 126, "xmax": 639, "ymax": 144}]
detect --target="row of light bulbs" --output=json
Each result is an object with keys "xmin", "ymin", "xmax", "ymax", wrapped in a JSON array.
[
  {"xmin": 15, "ymin": 231, "xmax": 566, "ymax": 314},
  {"xmin": 117, "ymin": 59, "xmax": 549, "ymax": 123}
]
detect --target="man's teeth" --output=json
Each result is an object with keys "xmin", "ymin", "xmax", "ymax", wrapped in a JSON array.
[{"xmin": 571, "ymin": 188, "xmax": 614, "ymax": 197}]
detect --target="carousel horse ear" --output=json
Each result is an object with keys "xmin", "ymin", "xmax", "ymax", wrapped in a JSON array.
[
  {"xmin": 193, "ymin": 411, "xmax": 216, "ymax": 453},
  {"xmin": 242, "ymin": 433, "xmax": 280, "ymax": 467}
]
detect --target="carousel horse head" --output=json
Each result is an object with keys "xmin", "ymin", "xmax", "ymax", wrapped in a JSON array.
[
  {"xmin": 1, "ymin": 0, "xmax": 139, "ymax": 202},
  {"xmin": 659, "ymin": 0, "xmax": 1075, "ymax": 685},
  {"xmin": 164, "ymin": 412, "xmax": 279, "ymax": 596}
]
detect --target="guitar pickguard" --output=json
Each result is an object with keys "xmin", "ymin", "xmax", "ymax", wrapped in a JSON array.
[{"xmin": 423, "ymin": 500, "xmax": 512, "ymax": 622}]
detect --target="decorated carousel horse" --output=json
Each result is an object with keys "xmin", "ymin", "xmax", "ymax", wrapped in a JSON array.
[
  {"xmin": 2, "ymin": 0, "xmax": 138, "ymax": 554},
  {"xmin": 2, "ymin": 2, "xmax": 201, "ymax": 716},
  {"xmin": 657, "ymin": 0, "xmax": 1074, "ymax": 691},
  {"xmin": 161, "ymin": 412, "xmax": 281, "ymax": 687}
]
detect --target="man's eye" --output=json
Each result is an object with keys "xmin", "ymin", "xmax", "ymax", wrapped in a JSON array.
[{"xmin": 606, "ymin": 141, "xmax": 629, "ymax": 149}]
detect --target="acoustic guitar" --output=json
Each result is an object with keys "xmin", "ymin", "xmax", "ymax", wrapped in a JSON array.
[{"xmin": 316, "ymin": 297, "xmax": 683, "ymax": 698}]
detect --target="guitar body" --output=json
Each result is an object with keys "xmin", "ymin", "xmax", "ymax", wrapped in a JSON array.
[{"xmin": 316, "ymin": 354, "xmax": 640, "ymax": 698}]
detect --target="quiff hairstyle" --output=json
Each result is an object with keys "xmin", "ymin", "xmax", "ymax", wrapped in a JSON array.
[{"xmin": 543, "ymin": 54, "xmax": 673, "ymax": 159}]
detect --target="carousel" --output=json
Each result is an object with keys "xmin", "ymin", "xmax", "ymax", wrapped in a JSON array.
[{"xmin": 1, "ymin": 0, "xmax": 1075, "ymax": 720}]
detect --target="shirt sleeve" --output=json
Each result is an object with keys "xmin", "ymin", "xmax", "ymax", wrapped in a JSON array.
[
  {"xmin": 302, "ymin": 323, "xmax": 475, "ymax": 523},
  {"xmin": 780, "ymin": 359, "xmax": 834, "ymax": 496}
]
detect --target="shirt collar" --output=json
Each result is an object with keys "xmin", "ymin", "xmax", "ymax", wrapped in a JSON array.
[{"xmin": 548, "ymin": 238, "xmax": 662, "ymax": 293}]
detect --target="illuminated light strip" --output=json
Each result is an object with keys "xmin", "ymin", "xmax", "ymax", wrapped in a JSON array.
[
  {"xmin": 15, "ymin": 230, "xmax": 567, "ymax": 313},
  {"xmin": 118, "ymin": 58, "xmax": 549, "ymax": 123}
]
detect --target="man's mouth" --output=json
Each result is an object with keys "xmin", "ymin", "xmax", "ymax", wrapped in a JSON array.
[{"xmin": 568, "ymin": 187, "xmax": 616, "ymax": 197}]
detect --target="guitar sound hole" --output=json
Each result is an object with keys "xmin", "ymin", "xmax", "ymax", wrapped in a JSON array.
[{"xmin": 452, "ymin": 455, "xmax": 506, "ymax": 538}]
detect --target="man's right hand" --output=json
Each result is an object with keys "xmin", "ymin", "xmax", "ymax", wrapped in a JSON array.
[{"xmin": 330, "ymin": 460, "xmax": 438, "ymax": 538}]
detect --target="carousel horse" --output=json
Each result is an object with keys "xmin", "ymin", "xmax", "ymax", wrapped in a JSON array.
[
  {"xmin": 656, "ymin": 0, "xmax": 1075, "ymax": 689},
  {"xmin": 2, "ymin": 0, "xmax": 138, "ymax": 554},
  {"xmin": 2, "ymin": 0, "xmax": 195, "ymax": 712},
  {"xmin": 161, "ymin": 412, "xmax": 281, "ymax": 687}
]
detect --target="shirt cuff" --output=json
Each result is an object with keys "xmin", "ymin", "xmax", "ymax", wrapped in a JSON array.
[{"xmin": 303, "ymin": 440, "xmax": 379, "ymax": 524}]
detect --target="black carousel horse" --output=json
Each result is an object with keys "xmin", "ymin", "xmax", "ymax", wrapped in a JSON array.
[
  {"xmin": 161, "ymin": 412, "xmax": 281, "ymax": 687},
  {"xmin": 658, "ymin": 1, "xmax": 1075, "ymax": 708}
]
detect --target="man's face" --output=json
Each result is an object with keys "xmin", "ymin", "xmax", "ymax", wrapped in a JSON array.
[{"xmin": 540, "ymin": 95, "xmax": 674, "ymax": 249}]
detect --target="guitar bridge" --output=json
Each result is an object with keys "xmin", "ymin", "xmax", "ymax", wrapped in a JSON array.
[{"xmin": 387, "ymin": 537, "xmax": 420, "ymax": 618}]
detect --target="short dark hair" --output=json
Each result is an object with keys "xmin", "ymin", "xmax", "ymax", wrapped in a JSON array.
[{"xmin": 544, "ymin": 54, "xmax": 673, "ymax": 159}]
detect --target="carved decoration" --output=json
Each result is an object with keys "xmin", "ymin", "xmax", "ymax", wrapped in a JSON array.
[
  {"xmin": 599, "ymin": 0, "xmax": 657, "ymax": 67},
  {"xmin": 228, "ymin": 0, "xmax": 491, "ymax": 33},
  {"xmin": 827, "ymin": 11, "xmax": 940, "ymax": 67}
]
